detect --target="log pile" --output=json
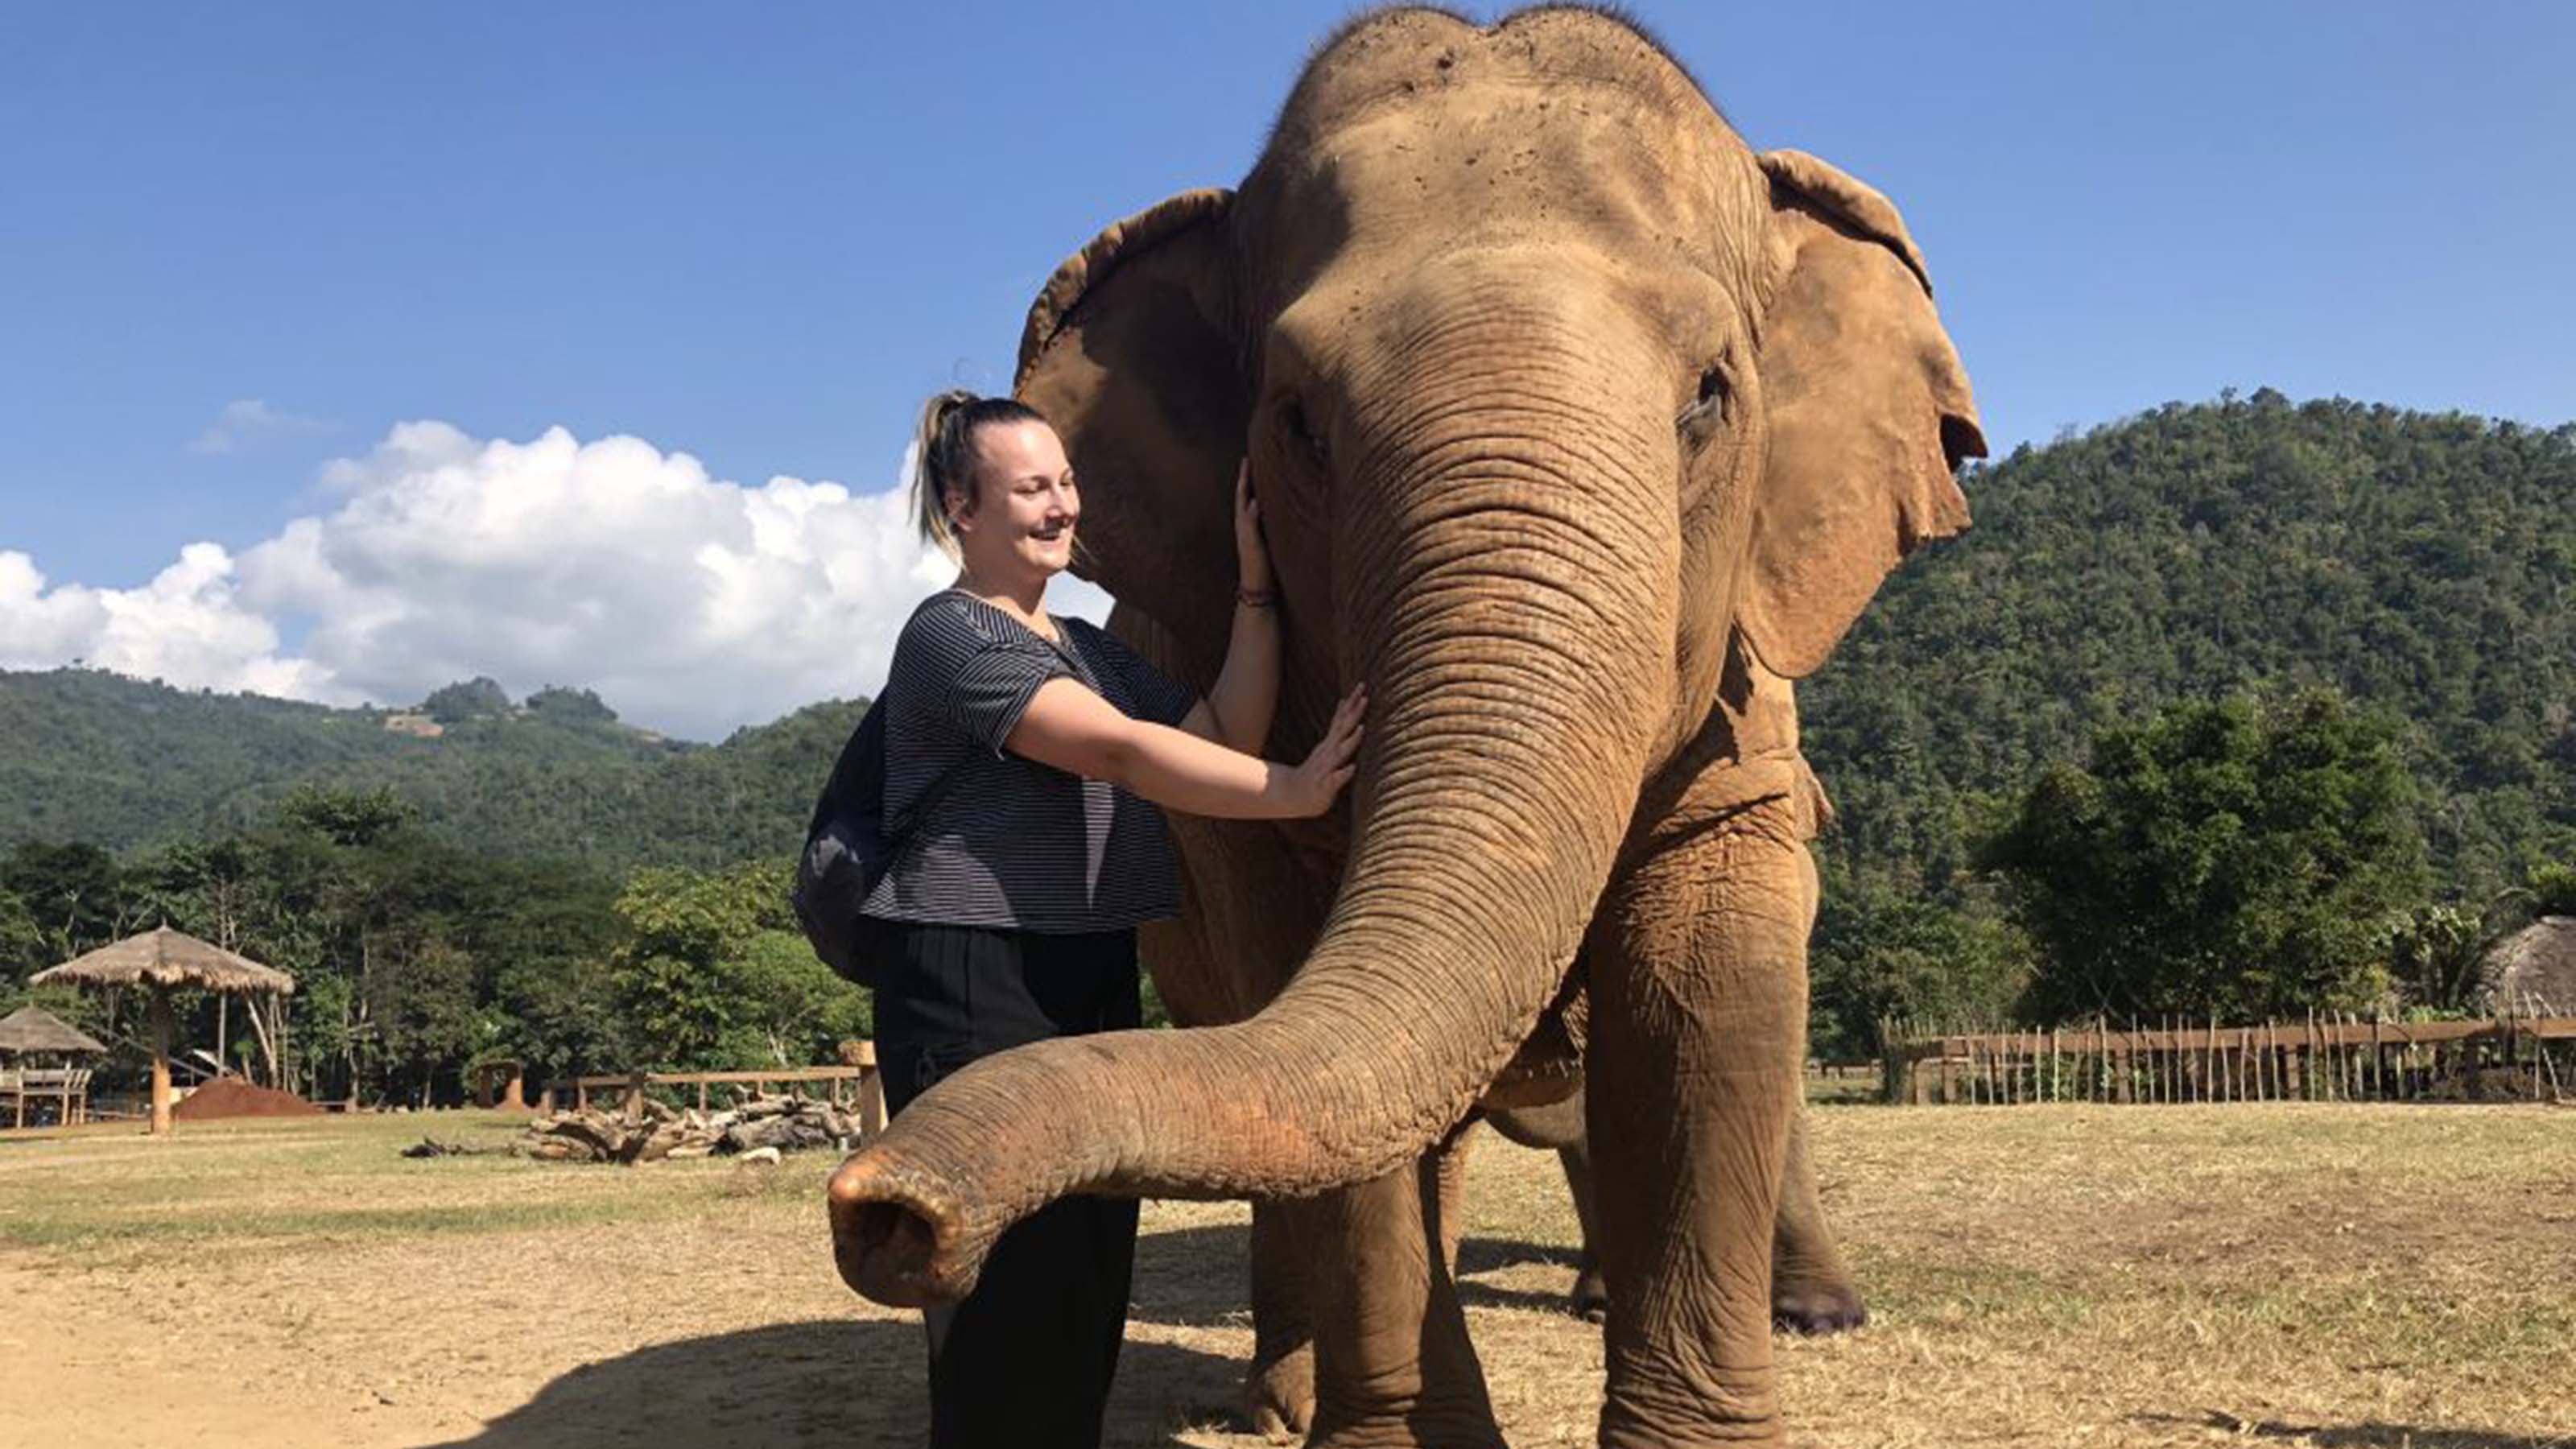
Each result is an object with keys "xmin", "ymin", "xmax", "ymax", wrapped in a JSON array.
[{"xmin": 513, "ymin": 1092, "xmax": 862, "ymax": 1165}]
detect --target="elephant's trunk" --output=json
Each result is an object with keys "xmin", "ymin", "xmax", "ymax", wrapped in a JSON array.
[{"xmin": 830, "ymin": 353, "xmax": 1680, "ymax": 1310}]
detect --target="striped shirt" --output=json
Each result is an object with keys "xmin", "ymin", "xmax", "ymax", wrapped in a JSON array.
[{"xmin": 861, "ymin": 588, "xmax": 1200, "ymax": 933}]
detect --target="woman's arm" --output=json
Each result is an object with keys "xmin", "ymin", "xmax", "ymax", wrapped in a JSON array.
[
  {"xmin": 1008, "ymin": 676, "xmax": 1364, "ymax": 820},
  {"xmin": 1180, "ymin": 598, "xmax": 1279, "ymax": 753},
  {"xmin": 1179, "ymin": 463, "xmax": 1280, "ymax": 753}
]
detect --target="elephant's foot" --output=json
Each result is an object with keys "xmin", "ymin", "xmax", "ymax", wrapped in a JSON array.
[
  {"xmin": 1770, "ymin": 1274, "xmax": 1868, "ymax": 1335},
  {"xmin": 1307, "ymin": 1400, "xmax": 1509, "ymax": 1449},
  {"xmin": 1245, "ymin": 1343, "xmax": 1315, "ymax": 1442},
  {"xmin": 1570, "ymin": 1252, "xmax": 1609, "ymax": 1322}
]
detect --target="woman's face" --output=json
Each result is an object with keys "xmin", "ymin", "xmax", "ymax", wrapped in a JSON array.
[{"xmin": 953, "ymin": 419, "xmax": 1080, "ymax": 583}]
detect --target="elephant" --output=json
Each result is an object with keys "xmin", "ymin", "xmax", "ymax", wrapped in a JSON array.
[{"xmin": 829, "ymin": 9, "xmax": 1982, "ymax": 1447}]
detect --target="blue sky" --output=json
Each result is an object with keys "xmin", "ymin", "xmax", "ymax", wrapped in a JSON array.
[{"xmin": 2, "ymin": 2, "xmax": 2570, "ymax": 737}]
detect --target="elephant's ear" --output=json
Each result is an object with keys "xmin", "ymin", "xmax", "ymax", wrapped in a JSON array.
[
  {"xmin": 1737, "ymin": 150, "xmax": 1987, "ymax": 680},
  {"xmin": 1015, "ymin": 189, "xmax": 1247, "ymax": 671}
]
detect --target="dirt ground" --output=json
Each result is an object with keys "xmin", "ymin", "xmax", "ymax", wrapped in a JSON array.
[{"xmin": 1, "ymin": 1101, "xmax": 2569, "ymax": 1448}]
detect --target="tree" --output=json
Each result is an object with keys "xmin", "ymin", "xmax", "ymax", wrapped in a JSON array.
[
  {"xmin": 2529, "ymin": 861, "xmax": 2576, "ymax": 918},
  {"xmin": 2385, "ymin": 903, "xmax": 2513, "ymax": 1015},
  {"xmin": 2, "ymin": 840, "xmax": 125, "ymax": 949},
  {"xmin": 368, "ymin": 932, "xmax": 481, "ymax": 1105},
  {"xmin": 1807, "ymin": 883, "xmax": 2033, "ymax": 1055},
  {"xmin": 277, "ymin": 783, "xmax": 418, "ymax": 848},
  {"xmin": 718, "ymin": 929, "xmax": 871, "ymax": 1066},
  {"xmin": 421, "ymin": 676, "xmax": 513, "ymax": 723},
  {"xmin": 1984, "ymin": 691, "xmax": 2429, "ymax": 1022},
  {"xmin": 609, "ymin": 862, "xmax": 781, "ymax": 1067},
  {"xmin": 526, "ymin": 685, "xmax": 618, "ymax": 725},
  {"xmin": 0, "ymin": 888, "xmax": 50, "ymax": 1000},
  {"xmin": 492, "ymin": 955, "xmax": 630, "ymax": 1082}
]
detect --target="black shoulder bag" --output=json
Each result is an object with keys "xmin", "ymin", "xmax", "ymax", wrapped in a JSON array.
[{"xmin": 791, "ymin": 697, "xmax": 957, "ymax": 989}]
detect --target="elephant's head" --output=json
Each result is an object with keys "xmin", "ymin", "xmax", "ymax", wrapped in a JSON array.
[{"xmin": 829, "ymin": 6, "xmax": 1981, "ymax": 1306}]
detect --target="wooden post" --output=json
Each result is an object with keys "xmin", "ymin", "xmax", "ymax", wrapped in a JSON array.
[
  {"xmin": 624, "ymin": 1071, "xmax": 646, "ymax": 1125},
  {"xmin": 149, "ymin": 984, "xmax": 174, "ymax": 1137},
  {"xmin": 696, "ymin": 1079, "xmax": 708, "ymax": 1113},
  {"xmin": 858, "ymin": 1065, "xmax": 886, "ymax": 1140},
  {"xmin": 502, "ymin": 1065, "xmax": 526, "ymax": 1112}
]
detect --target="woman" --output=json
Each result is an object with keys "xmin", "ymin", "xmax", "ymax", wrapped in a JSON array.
[{"xmin": 862, "ymin": 390, "xmax": 1364, "ymax": 1447}]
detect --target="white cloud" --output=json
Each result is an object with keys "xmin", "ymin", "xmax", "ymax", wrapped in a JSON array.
[
  {"xmin": 9, "ymin": 420, "xmax": 1115, "ymax": 741},
  {"xmin": 189, "ymin": 398, "xmax": 334, "ymax": 455},
  {"xmin": 0, "ymin": 544, "xmax": 346, "ymax": 701}
]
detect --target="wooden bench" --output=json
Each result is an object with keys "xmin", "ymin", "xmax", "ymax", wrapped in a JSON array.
[{"xmin": 2, "ymin": 1066, "xmax": 93, "ymax": 1129}]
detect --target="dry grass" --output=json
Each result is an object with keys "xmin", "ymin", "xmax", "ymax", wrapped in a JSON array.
[{"xmin": 0, "ymin": 1102, "xmax": 2570, "ymax": 1447}]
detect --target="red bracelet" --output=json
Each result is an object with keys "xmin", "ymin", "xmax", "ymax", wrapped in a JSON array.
[{"xmin": 1235, "ymin": 588, "xmax": 1279, "ymax": 608}]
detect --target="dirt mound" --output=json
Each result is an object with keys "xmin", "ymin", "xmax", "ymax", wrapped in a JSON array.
[{"xmin": 173, "ymin": 1078, "xmax": 323, "ymax": 1121}]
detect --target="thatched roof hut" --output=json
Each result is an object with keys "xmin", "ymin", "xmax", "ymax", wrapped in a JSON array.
[
  {"xmin": 2486, "ymin": 916, "xmax": 2576, "ymax": 1016},
  {"xmin": 31, "ymin": 927, "xmax": 297, "ymax": 996},
  {"xmin": 0, "ymin": 1004, "xmax": 108, "ymax": 1057},
  {"xmin": 31, "ymin": 927, "xmax": 296, "ymax": 1135}
]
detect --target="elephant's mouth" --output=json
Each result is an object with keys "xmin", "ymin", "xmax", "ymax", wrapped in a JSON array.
[{"xmin": 1480, "ymin": 997, "xmax": 1587, "ymax": 1110}]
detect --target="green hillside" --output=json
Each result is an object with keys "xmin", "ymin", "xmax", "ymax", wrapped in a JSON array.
[
  {"xmin": 0, "ymin": 670, "xmax": 864, "ymax": 871},
  {"xmin": 6, "ymin": 390, "xmax": 2570, "ymax": 908},
  {"xmin": 1802, "ymin": 389, "xmax": 2576, "ymax": 905}
]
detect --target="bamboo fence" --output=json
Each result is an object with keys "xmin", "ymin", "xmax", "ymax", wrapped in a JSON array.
[{"xmin": 1879, "ymin": 1009, "xmax": 2575, "ymax": 1105}]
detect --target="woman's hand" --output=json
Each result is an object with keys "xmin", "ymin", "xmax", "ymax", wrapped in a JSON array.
[
  {"xmin": 1234, "ymin": 460, "xmax": 1274, "ymax": 594},
  {"xmin": 1282, "ymin": 684, "xmax": 1367, "ymax": 816}
]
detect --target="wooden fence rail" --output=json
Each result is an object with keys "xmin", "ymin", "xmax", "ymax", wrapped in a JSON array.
[
  {"xmin": 537, "ymin": 1046, "xmax": 885, "ymax": 1138},
  {"xmin": 1880, "ymin": 1014, "xmax": 2576, "ymax": 1106}
]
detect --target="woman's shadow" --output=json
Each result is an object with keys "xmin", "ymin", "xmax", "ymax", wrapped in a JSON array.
[
  {"xmin": 427, "ymin": 1223, "xmax": 1264, "ymax": 1449},
  {"xmin": 426, "ymin": 1318, "xmax": 1244, "ymax": 1449}
]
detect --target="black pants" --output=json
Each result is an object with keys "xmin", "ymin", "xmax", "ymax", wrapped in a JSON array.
[{"xmin": 875, "ymin": 921, "xmax": 1141, "ymax": 1449}]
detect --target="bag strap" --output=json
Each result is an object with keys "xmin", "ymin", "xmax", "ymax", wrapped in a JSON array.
[{"xmin": 884, "ymin": 753, "xmax": 964, "ymax": 844}]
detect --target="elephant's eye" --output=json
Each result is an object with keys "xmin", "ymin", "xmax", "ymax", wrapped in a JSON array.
[
  {"xmin": 1678, "ymin": 363, "xmax": 1732, "ymax": 432},
  {"xmin": 1279, "ymin": 398, "xmax": 1329, "ymax": 467}
]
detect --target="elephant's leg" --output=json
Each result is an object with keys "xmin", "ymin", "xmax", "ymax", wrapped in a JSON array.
[
  {"xmin": 1771, "ymin": 1108, "xmax": 1866, "ymax": 1335},
  {"xmin": 1556, "ymin": 1135, "xmax": 1609, "ymax": 1321},
  {"xmin": 1298, "ymin": 1131, "xmax": 1502, "ymax": 1449},
  {"xmin": 1247, "ymin": 1199, "xmax": 1317, "ymax": 1440},
  {"xmin": 1484, "ymin": 1089, "xmax": 1604, "ymax": 1318},
  {"xmin": 1517, "ymin": 1110, "xmax": 1856, "ymax": 1331},
  {"xmin": 1140, "ymin": 855, "xmax": 1329, "ymax": 1435},
  {"xmin": 1589, "ymin": 814, "xmax": 1812, "ymax": 1447}
]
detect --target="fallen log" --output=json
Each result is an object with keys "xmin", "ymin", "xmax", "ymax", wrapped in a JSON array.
[{"xmin": 494, "ymin": 1093, "xmax": 861, "ymax": 1165}]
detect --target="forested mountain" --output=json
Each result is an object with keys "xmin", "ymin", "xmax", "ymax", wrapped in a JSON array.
[
  {"xmin": 1803, "ymin": 390, "xmax": 2576, "ymax": 906},
  {"xmin": 0, "ymin": 670, "xmax": 865, "ymax": 871},
  {"xmin": 6, "ymin": 390, "xmax": 2570, "ymax": 910}
]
